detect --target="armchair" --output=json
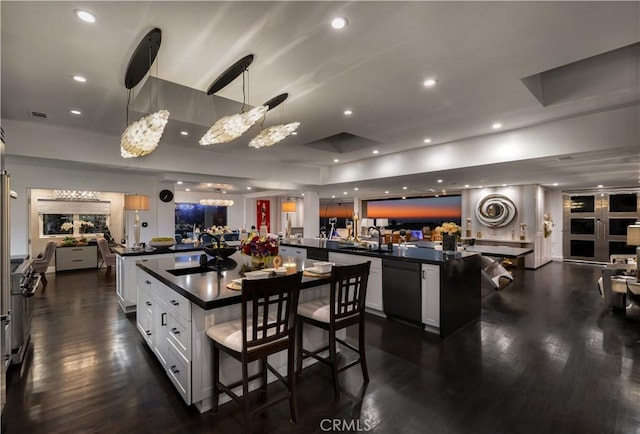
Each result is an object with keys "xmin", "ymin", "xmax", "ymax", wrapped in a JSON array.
[
  {"xmin": 97, "ymin": 238, "xmax": 116, "ymax": 276},
  {"xmin": 32, "ymin": 241, "xmax": 56, "ymax": 289}
]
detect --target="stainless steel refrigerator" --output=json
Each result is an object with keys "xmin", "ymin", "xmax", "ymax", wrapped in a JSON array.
[{"xmin": 1, "ymin": 126, "xmax": 11, "ymax": 413}]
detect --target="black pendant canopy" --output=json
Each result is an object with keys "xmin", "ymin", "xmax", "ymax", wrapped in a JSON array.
[
  {"xmin": 124, "ymin": 28, "xmax": 162, "ymax": 89},
  {"xmin": 262, "ymin": 93, "xmax": 289, "ymax": 111},
  {"xmin": 206, "ymin": 54, "xmax": 254, "ymax": 95}
]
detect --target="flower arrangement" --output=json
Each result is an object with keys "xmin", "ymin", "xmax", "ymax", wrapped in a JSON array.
[
  {"xmin": 435, "ymin": 222, "xmax": 462, "ymax": 238},
  {"xmin": 240, "ymin": 233, "xmax": 279, "ymax": 258},
  {"xmin": 543, "ymin": 214, "xmax": 554, "ymax": 238},
  {"xmin": 209, "ymin": 225, "xmax": 232, "ymax": 234},
  {"xmin": 60, "ymin": 222, "xmax": 74, "ymax": 232}
]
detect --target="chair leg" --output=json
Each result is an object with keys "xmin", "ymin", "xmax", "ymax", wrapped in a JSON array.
[
  {"xmin": 359, "ymin": 319, "xmax": 369, "ymax": 383},
  {"xmin": 40, "ymin": 272, "xmax": 47, "ymax": 291},
  {"xmin": 242, "ymin": 360, "xmax": 251, "ymax": 432},
  {"xmin": 260, "ymin": 357, "xmax": 268, "ymax": 399},
  {"xmin": 296, "ymin": 321, "xmax": 303, "ymax": 379},
  {"xmin": 212, "ymin": 345, "xmax": 220, "ymax": 415},
  {"xmin": 288, "ymin": 345, "xmax": 298, "ymax": 424},
  {"xmin": 329, "ymin": 328, "xmax": 340, "ymax": 399}
]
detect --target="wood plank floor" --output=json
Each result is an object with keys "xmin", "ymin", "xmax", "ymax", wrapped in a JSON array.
[{"xmin": 3, "ymin": 261, "xmax": 640, "ymax": 433}]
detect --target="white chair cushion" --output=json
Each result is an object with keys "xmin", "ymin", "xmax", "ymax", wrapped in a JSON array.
[
  {"xmin": 206, "ymin": 315, "xmax": 284, "ymax": 353},
  {"xmin": 298, "ymin": 297, "xmax": 331, "ymax": 323}
]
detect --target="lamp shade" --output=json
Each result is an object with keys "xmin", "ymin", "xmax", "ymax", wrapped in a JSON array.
[
  {"xmin": 376, "ymin": 218, "xmax": 389, "ymax": 227},
  {"xmin": 124, "ymin": 194, "xmax": 150, "ymax": 211},
  {"xmin": 282, "ymin": 201, "xmax": 296, "ymax": 213},
  {"xmin": 627, "ymin": 223, "xmax": 640, "ymax": 246}
]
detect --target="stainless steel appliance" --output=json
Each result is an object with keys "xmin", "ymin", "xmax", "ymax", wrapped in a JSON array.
[
  {"xmin": 10, "ymin": 258, "xmax": 38, "ymax": 365},
  {"xmin": 1, "ymin": 126, "xmax": 12, "ymax": 413}
]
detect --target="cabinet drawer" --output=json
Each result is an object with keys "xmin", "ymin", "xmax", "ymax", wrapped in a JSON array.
[
  {"xmin": 167, "ymin": 313, "xmax": 191, "ymax": 359},
  {"xmin": 137, "ymin": 312, "xmax": 153, "ymax": 347},
  {"xmin": 166, "ymin": 340, "xmax": 191, "ymax": 405},
  {"xmin": 56, "ymin": 246, "xmax": 97, "ymax": 271},
  {"xmin": 166, "ymin": 292, "xmax": 191, "ymax": 322}
]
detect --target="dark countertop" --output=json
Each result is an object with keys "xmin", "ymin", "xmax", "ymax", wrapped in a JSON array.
[
  {"xmin": 411, "ymin": 241, "xmax": 533, "ymax": 258},
  {"xmin": 136, "ymin": 251, "xmax": 330, "ymax": 310},
  {"xmin": 113, "ymin": 243, "xmax": 203, "ymax": 257},
  {"xmin": 281, "ymin": 238, "xmax": 479, "ymax": 264}
]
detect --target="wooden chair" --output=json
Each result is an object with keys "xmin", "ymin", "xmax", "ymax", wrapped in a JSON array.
[
  {"xmin": 31, "ymin": 241, "xmax": 56, "ymax": 290},
  {"xmin": 296, "ymin": 261, "xmax": 371, "ymax": 399},
  {"xmin": 97, "ymin": 238, "xmax": 116, "ymax": 276},
  {"xmin": 205, "ymin": 272, "xmax": 303, "ymax": 430}
]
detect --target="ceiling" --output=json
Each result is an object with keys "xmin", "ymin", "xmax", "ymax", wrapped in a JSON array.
[{"xmin": 1, "ymin": 1, "xmax": 639, "ymax": 199}]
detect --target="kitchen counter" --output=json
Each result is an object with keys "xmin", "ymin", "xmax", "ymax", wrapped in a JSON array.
[
  {"xmin": 136, "ymin": 251, "xmax": 330, "ymax": 310},
  {"xmin": 113, "ymin": 243, "xmax": 203, "ymax": 257}
]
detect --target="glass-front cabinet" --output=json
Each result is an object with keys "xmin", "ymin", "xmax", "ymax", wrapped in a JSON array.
[{"xmin": 563, "ymin": 192, "xmax": 638, "ymax": 262}]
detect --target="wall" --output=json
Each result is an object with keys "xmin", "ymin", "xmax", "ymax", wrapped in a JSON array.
[{"xmin": 6, "ymin": 158, "xmax": 170, "ymax": 256}]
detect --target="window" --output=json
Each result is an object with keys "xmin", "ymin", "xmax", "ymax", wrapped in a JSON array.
[
  {"xmin": 42, "ymin": 214, "xmax": 74, "ymax": 235},
  {"xmin": 38, "ymin": 199, "xmax": 112, "ymax": 238}
]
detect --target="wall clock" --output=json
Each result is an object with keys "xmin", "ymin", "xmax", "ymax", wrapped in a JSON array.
[{"xmin": 159, "ymin": 189, "xmax": 174, "ymax": 203}]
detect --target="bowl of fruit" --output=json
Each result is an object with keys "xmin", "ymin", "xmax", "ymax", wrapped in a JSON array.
[{"xmin": 148, "ymin": 237, "xmax": 176, "ymax": 250}]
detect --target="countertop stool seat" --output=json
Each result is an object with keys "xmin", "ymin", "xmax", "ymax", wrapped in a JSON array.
[
  {"xmin": 205, "ymin": 272, "xmax": 302, "ymax": 431},
  {"xmin": 296, "ymin": 261, "xmax": 371, "ymax": 399}
]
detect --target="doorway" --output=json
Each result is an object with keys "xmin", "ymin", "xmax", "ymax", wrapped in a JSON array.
[{"xmin": 562, "ymin": 191, "xmax": 638, "ymax": 262}]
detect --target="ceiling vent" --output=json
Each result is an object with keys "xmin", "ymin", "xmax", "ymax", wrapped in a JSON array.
[
  {"xmin": 28, "ymin": 110, "xmax": 48, "ymax": 119},
  {"xmin": 556, "ymin": 156, "xmax": 574, "ymax": 161}
]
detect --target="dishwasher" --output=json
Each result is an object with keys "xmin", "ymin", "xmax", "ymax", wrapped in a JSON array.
[{"xmin": 382, "ymin": 259, "xmax": 422, "ymax": 325}]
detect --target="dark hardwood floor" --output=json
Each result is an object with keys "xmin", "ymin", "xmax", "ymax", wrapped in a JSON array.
[{"xmin": 4, "ymin": 261, "xmax": 640, "ymax": 433}]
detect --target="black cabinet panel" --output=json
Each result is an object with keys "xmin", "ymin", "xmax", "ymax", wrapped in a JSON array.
[
  {"xmin": 610, "ymin": 218, "xmax": 638, "ymax": 236},
  {"xmin": 570, "ymin": 196, "xmax": 595, "ymax": 213},
  {"xmin": 570, "ymin": 219, "xmax": 595, "ymax": 235},
  {"xmin": 571, "ymin": 240, "xmax": 594, "ymax": 257},
  {"xmin": 382, "ymin": 260, "xmax": 421, "ymax": 324},
  {"xmin": 609, "ymin": 193, "xmax": 638, "ymax": 213}
]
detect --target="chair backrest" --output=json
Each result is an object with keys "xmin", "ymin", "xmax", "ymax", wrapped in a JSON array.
[
  {"xmin": 32, "ymin": 241, "xmax": 57, "ymax": 272},
  {"xmin": 97, "ymin": 238, "xmax": 114, "ymax": 259},
  {"xmin": 601, "ymin": 268, "xmax": 625, "ymax": 305},
  {"xmin": 240, "ymin": 272, "xmax": 303, "ymax": 353},
  {"xmin": 330, "ymin": 261, "xmax": 371, "ymax": 322}
]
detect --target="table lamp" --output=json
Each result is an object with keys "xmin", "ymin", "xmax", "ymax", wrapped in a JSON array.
[
  {"xmin": 124, "ymin": 194, "xmax": 149, "ymax": 249},
  {"xmin": 282, "ymin": 200, "xmax": 296, "ymax": 239},
  {"xmin": 375, "ymin": 218, "xmax": 388, "ymax": 233},
  {"xmin": 627, "ymin": 222, "xmax": 640, "ymax": 281}
]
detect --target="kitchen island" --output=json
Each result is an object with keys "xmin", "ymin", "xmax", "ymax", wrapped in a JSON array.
[
  {"xmin": 113, "ymin": 243, "xmax": 203, "ymax": 314},
  {"xmin": 135, "ymin": 252, "xmax": 332, "ymax": 412},
  {"xmin": 280, "ymin": 239, "xmax": 482, "ymax": 337}
]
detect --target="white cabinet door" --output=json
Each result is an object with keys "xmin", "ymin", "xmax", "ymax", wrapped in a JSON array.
[
  {"xmin": 328, "ymin": 252, "xmax": 354, "ymax": 265},
  {"xmin": 153, "ymin": 296, "xmax": 170, "ymax": 368},
  {"xmin": 328, "ymin": 253, "xmax": 383, "ymax": 313},
  {"xmin": 421, "ymin": 264, "xmax": 440, "ymax": 329},
  {"xmin": 117, "ymin": 253, "xmax": 165, "ymax": 314},
  {"xmin": 279, "ymin": 245, "xmax": 307, "ymax": 261}
]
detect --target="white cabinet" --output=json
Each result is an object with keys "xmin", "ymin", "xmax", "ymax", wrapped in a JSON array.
[
  {"xmin": 56, "ymin": 245, "xmax": 97, "ymax": 271},
  {"xmin": 421, "ymin": 264, "xmax": 440, "ymax": 331},
  {"xmin": 279, "ymin": 245, "xmax": 307, "ymax": 261},
  {"xmin": 117, "ymin": 252, "xmax": 177, "ymax": 314},
  {"xmin": 136, "ymin": 268, "xmax": 192, "ymax": 405},
  {"xmin": 328, "ymin": 252, "xmax": 383, "ymax": 314}
]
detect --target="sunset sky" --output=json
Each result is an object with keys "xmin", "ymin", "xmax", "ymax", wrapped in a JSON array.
[{"xmin": 366, "ymin": 196, "xmax": 461, "ymax": 220}]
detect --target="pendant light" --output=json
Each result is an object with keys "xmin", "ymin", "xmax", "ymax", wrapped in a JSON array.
[
  {"xmin": 120, "ymin": 28, "xmax": 169, "ymax": 158},
  {"xmin": 248, "ymin": 93, "xmax": 299, "ymax": 148}
]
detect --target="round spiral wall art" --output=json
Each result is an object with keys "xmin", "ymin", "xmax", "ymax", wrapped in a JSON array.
[{"xmin": 475, "ymin": 194, "xmax": 517, "ymax": 227}]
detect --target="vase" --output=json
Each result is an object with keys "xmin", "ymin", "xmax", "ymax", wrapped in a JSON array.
[
  {"xmin": 251, "ymin": 256, "xmax": 265, "ymax": 269},
  {"xmin": 442, "ymin": 234, "xmax": 457, "ymax": 252}
]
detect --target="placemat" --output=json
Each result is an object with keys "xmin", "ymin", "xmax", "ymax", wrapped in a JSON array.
[{"xmin": 303, "ymin": 269, "xmax": 331, "ymax": 278}]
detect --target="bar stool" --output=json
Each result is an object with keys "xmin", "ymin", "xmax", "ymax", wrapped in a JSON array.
[
  {"xmin": 205, "ymin": 272, "xmax": 303, "ymax": 430},
  {"xmin": 296, "ymin": 262, "xmax": 371, "ymax": 399}
]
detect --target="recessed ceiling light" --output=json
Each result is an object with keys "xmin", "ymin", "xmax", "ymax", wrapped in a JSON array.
[
  {"xmin": 334, "ymin": 159, "xmax": 340, "ymax": 163},
  {"xmin": 385, "ymin": 191, "xmax": 389, "ymax": 194},
  {"xmin": 435, "ymin": 194, "xmax": 440, "ymax": 198},
  {"xmin": 185, "ymin": 188, "xmax": 190, "ymax": 192},
  {"xmin": 206, "ymin": 183, "xmax": 212, "ymax": 187},
  {"xmin": 72, "ymin": 75, "xmax": 87, "ymax": 83},
  {"xmin": 291, "ymin": 131, "xmax": 298, "ymax": 135},
  {"xmin": 437, "ymin": 179, "xmax": 443, "ymax": 183},
  {"xmin": 331, "ymin": 16, "xmax": 348, "ymax": 29},
  {"xmin": 424, "ymin": 138, "xmax": 432, "ymax": 144},
  {"xmin": 423, "ymin": 78, "xmax": 437, "ymax": 87},
  {"xmin": 301, "ymin": 193, "xmax": 304, "ymax": 196},
  {"xmin": 402, "ymin": 196, "xmax": 406, "ymax": 200},
  {"xmin": 222, "ymin": 191, "xmax": 227, "ymax": 194},
  {"xmin": 354, "ymin": 187, "xmax": 359, "ymax": 191},
  {"xmin": 70, "ymin": 109, "xmax": 82, "ymax": 115},
  {"xmin": 74, "ymin": 9, "xmax": 96, "ymax": 23},
  {"xmin": 553, "ymin": 183, "xmax": 559, "ymax": 186},
  {"xmin": 502, "ymin": 184, "xmax": 507, "ymax": 187},
  {"xmin": 180, "ymin": 131, "xmax": 189, "ymax": 136},
  {"xmin": 246, "ymin": 186, "xmax": 252, "ymax": 190},
  {"xmin": 464, "ymin": 184, "xmax": 470, "ymax": 188},
  {"xmin": 402, "ymin": 186, "xmax": 407, "ymax": 190},
  {"xmin": 177, "ymin": 181, "xmax": 183, "ymax": 185},
  {"xmin": 343, "ymin": 192, "xmax": 348, "ymax": 195},
  {"xmin": 372, "ymin": 150, "xmax": 379, "ymax": 154},
  {"xmin": 597, "ymin": 184, "xmax": 603, "ymax": 188},
  {"xmin": 492, "ymin": 123, "xmax": 502, "ymax": 130},
  {"xmin": 332, "ymin": 195, "xmax": 336, "ymax": 198},
  {"xmin": 478, "ymin": 186, "xmax": 484, "ymax": 189},
  {"xmin": 344, "ymin": 109, "xmax": 353, "ymax": 116}
]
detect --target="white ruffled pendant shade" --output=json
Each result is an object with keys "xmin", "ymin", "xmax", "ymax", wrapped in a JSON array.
[
  {"xmin": 199, "ymin": 105, "xmax": 268, "ymax": 146},
  {"xmin": 120, "ymin": 109, "xmax": 170, "ymax": 158},
  {"xmin": 249, "ymin": 121, "xmax": 300, "ymax": 148}
]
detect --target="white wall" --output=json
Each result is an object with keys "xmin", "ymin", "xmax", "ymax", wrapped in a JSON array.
[{"xmin": 6, "ymin": 158, "xmax": 169, "ymax": 256}]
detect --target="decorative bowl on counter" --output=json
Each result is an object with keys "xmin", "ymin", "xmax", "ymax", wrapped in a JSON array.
[
  {"xmin": 313, "ymin": 261, "xmax": 334, "ymax": 273},
  {"xmin": 148, "ymin": 237, "xmax": 176, "ymax": 249}
]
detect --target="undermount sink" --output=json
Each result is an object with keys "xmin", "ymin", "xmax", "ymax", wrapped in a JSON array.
[{"xmin": 167, "ymin": 266, "xmax": 217, "ymax": 276}]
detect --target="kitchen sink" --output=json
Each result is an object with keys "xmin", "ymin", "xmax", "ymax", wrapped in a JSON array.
[{"xmin": 166, "ymin": 266, "xmax": 217, "ymax": 276}]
